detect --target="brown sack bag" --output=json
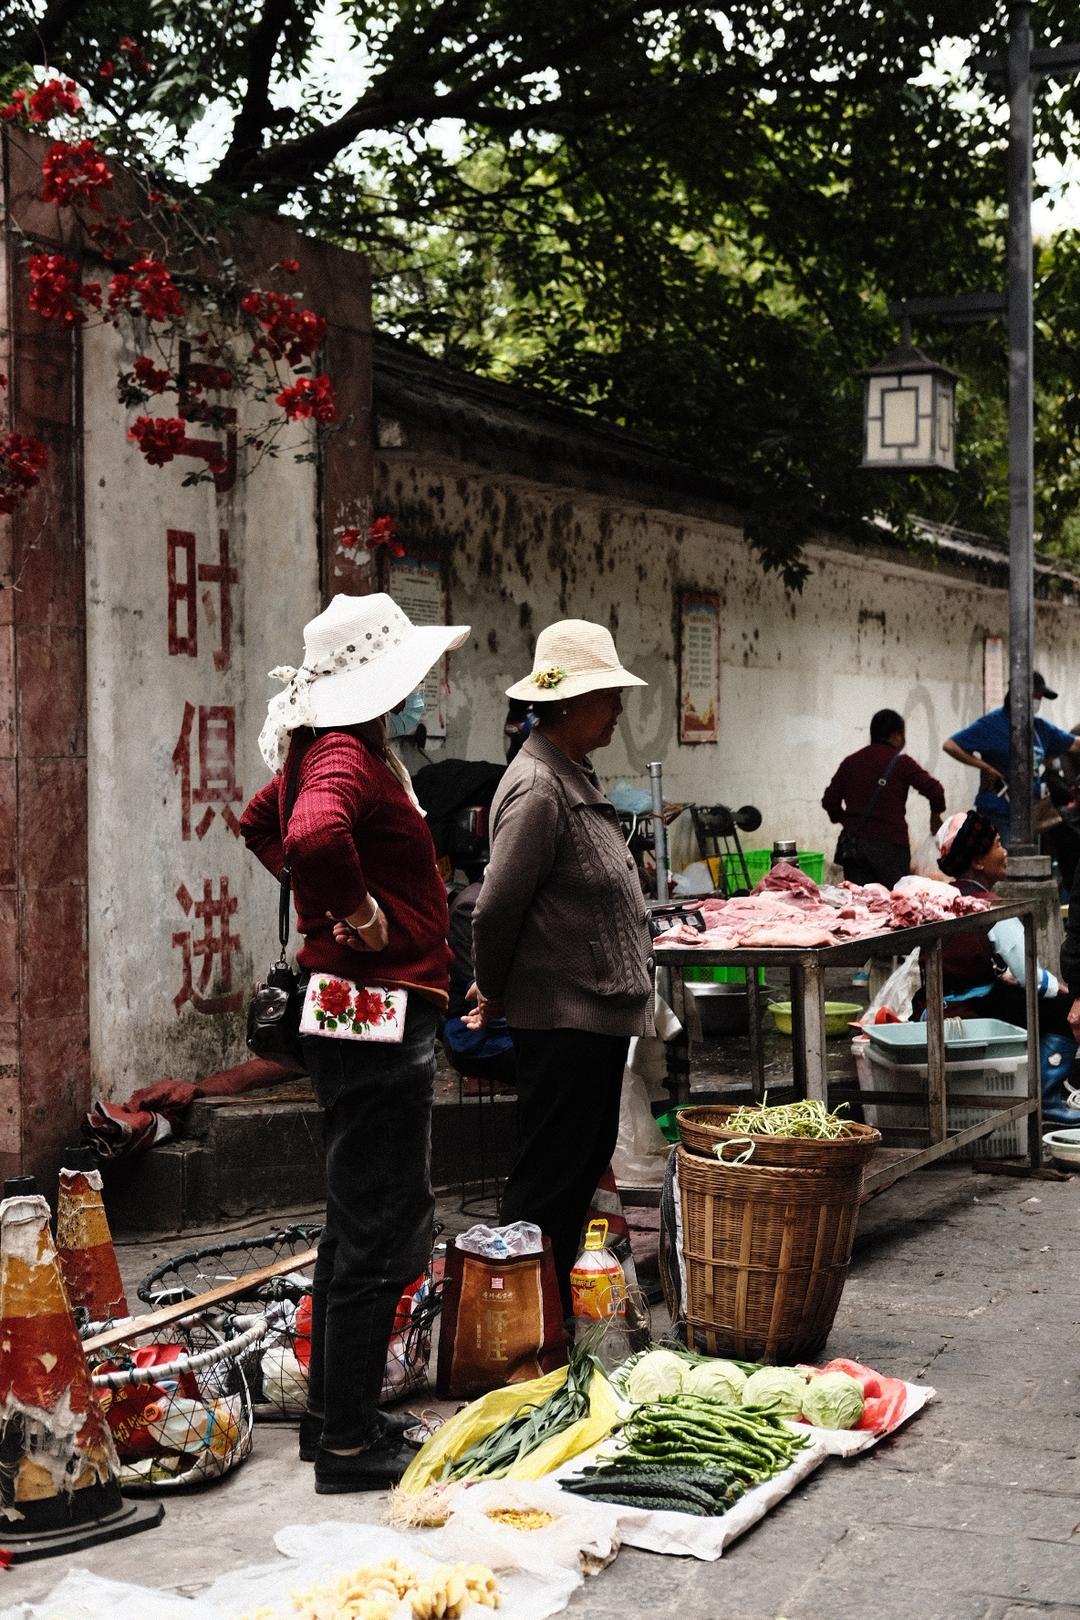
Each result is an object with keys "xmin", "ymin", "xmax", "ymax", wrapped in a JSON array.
[{"xmin": 435, "ymin": 1236, "xmax": 567, "ymax": 1399}]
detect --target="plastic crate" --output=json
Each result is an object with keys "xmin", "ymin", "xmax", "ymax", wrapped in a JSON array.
[
  {"xmin": 683, "ymin": 964, "xmax": 766, "ymax": 987},
  {"xmin": 867, "ymin": 1018, "xmax": 1027, "ymax": 1066},
  {"xmin": 714, "ymin": 849, "xmax": 825, "ymax": 893},
  {"xmin": 852, "ymin": 1039, "xmax": 1029, "ymax": 1160}
]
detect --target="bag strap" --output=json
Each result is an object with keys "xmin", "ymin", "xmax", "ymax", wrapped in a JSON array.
[
  {"xmin": 275, "ymin": 751, "xmax": 304, "ymax": 963},
  {"xmin": 849, "ymin": 748, "xmax": 902, "ymax": 841}
]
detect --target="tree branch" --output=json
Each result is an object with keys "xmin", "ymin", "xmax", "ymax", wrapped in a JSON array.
[
  {"xmin": 224, "ymin": 0, "xmax": 657, "ymax": 195},
  {"xmin": 215, "ymin": 0, "xmax": 298, "ymax": 183}
]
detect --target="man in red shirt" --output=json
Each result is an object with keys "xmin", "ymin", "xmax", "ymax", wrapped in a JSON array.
[{"xmin": 822, "ymin": 709, "xmax": 946, "ymax": 888}]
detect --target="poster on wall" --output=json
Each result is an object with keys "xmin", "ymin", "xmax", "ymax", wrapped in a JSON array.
[
  {"xmin": 983, "ymin": 634, "xmax": 1005, "ymax": 711},
  {"xmin": 387, "ymin": 553, "xmax": 450, "ymax": 736},
  {"xmin": 679, "ymin": 589, "xmax": 721, "ymax": 743}
]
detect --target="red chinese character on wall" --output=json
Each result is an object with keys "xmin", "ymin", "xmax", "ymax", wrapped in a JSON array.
[
  {"xmin": 172, "ymin": 877, "xmax": 242, "ymax": 1014},
  {"xmin": 172, "ymin": 701, "xmax": 243, "ymax": 840},
  {"xmin": 176, "ymin": 339, "xmax": 238, "ymax": 494},
  {"xmin": 166, "ymin": 527, "xmax": 236, "ymax": 671}
]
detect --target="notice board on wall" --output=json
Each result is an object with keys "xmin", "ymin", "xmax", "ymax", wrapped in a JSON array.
[
  {"xmin": 983, "ymin": 634, "xmax": 1005, "ymax": 711},
  {"xmin": 387, "ymin": 553, "xmax": 450, "ymax": 736},
  {"xmin": 679, "ymin": 589, "xmax": 720, "ymax": 743}
]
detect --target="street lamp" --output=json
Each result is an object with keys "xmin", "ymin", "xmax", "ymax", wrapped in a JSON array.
[
  {"xmin": 861, "ymin": 3, "xmax": 1080, "ymax": 858},
  {"xmin": 861, "ymin": 336, "xmax": 957, "ymax": 472}
]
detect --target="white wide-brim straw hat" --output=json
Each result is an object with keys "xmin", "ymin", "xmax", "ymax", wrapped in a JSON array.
[
  {"xmin": 259, "ymin": 592, "xmax": 470, "ymax": 770},
  {"xmin": 506, "ymin": 618, "xmax": 646, "ymax": 703}
]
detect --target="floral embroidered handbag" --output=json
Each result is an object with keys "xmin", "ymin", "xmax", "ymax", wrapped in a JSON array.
[{"xmin": 300, "ymin": 975, "xmax": 407, "ymax": 1043}]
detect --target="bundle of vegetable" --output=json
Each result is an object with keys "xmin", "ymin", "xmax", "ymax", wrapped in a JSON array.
[
  {"xmin": 560, "ymin": 1459, "xmax": 746, "ymax": 1517},
  {"xmin": 607, "ymin": 1394, "xmax": 808, "ymax": 1490},
  {"xmin": 441, "ymin": 1332, "xmax": 602, "ymax": 1483},
  {"xmin": 722, "ymin": 1096, "xmax": 855, "ymax": 1140}
]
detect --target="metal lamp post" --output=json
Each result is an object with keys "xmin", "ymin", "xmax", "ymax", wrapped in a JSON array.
[{"xmin": 863, "ymin": 3, "xmax": 1080, "ymax": 857}]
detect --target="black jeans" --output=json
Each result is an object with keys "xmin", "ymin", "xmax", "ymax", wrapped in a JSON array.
[
  {"xmin": 500, "ymin": 1027, "xmax": 628, "ymax": 1315},
  {"xmin": 301, "ymin": 995, "xmax": 437, "ymax": 1450}
]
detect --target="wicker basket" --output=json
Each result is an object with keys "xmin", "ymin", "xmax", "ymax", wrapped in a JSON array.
[
  {"xmin": 677, "ymin": 1105, "xmax": 880, "ymax": 1170},
  {"xmin": 677, "ymin": 1144, "xmax": 865, "ymax": 1362}
]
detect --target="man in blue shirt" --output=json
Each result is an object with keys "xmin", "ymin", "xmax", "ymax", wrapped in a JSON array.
[{"xmin": 943, "ymin": 672, "xmax": 1080, "ymax": 845}]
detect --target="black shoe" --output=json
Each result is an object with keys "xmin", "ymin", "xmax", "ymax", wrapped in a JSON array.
[
  {"xmin": 300, "ymin": 1407, "xmax": 415, "ymax": 1464},
  {"xmin": 314, "ymin": 1433, "xmax": 416, "ymax": 1493}
]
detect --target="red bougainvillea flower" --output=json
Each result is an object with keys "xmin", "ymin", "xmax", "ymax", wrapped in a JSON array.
[
  {"xmin": 99, "ymin": 60, "xmax": 115, "ymax": 80},
  {"xmin": 107, "ymin": 258, "xmax": 184, "ymax": 323},
  {"xmin": 86, "ymin": 214, "xmax": 134, "ymax": 259},
  {"xmin": 340, "ymin": 527, "xmax": 362, "ymax": 548},
  {"xmin": 132, "ymin": 356, "xmax": 172, "ymax": 393},
  {"xmin": 240, "ymin": 289, "xmax": 326, "ymax": 366},
  {"xmin": 40, "ymin": 138, "xmax": 113, "ymax": 210},
  {"xmin": 366, "ymin": 515, "xmax": 405, "ymax": 557},
  {"xmin": 186, "ymin": 362, "xmax": 234, "ymax": 392},
  {"xmin": 0, "ymin": 90, "xmax": 27, "ymax": 122},
  {"xmin": 28, "ymin": 252, "xmax": 101, "ymax": 325},
  {"xmin": 127, "ymin": 415, "xmax": 187, "ymax": 466},
  {"xmin": 118, "ymin": 37, "xmax": 153, "ymax": 73},
  {"xmin": 277, "ymin": 258, "xmax": 300, "ymax": 274},
  {"xmin": 28, "ymin": 78, "xmax": 82, "ymax": 122},
  {"xmin": 0, "ymin": 432, "xmax": 49, "ymax": 513},
  {"xmin": 275, "ymin": 373, "xmax": 337, "ymax": 423},
  {"xmin": 317, "ymin": 978, "xmax": 353, "ymax": 1019}
]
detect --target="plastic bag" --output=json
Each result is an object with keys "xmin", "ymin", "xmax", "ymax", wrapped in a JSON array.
[
  {"xmin": 854, "ymin": 948, "xmax": 921, "ymax": 1027},
  {"xmin": 611, "ymin": 1065, "xmax": 671, "ymax": 1186},
  {"xmin": 399, "ymin": 1365, "xmax": 618, "ymax": 1493},
  {"xmin": 426, "ymin": 1478, "xmax": 620, "ymax": 1576},
  {"xmin": 910, "ymin": 834, "xmax": 946, "ymax": 881}
]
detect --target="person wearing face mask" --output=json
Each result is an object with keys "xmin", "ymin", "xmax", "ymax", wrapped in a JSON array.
[
  {"xmin": 467, "ymin": 620, "xmax": 655, "ymax": 1313},
  {"xmin": 942, "ymin": 672, "xmax": 1079, "ymax": 846}
]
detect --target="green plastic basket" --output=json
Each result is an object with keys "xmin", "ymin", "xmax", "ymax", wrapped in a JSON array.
[
  {"xmin": 720, "ymin": 849, "xmax": 825, "ymax": 891},
  {"xmin": 683, "ymin": 965, "xmax": 766, "ymax": 987}
]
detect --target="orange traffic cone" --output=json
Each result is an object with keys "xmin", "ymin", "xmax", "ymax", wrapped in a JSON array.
[
  {"xmin": 56, "ymin": 1146, "xmax": 128, "ymax": 1323},
  {"xmin": 0, "ymin": 1189, "xmax": 162, "ymax": 1561}
]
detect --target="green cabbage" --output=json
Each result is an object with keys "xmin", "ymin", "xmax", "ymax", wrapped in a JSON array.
[
  {"xmin": 740, "ymin": 1366, "xmax": 808, "ymax": 1417},
  {"xmin": 625, "ymin": 1349, "xmax": 687, "ymax": 1403},
  {"xmin": 681, "ymin": 1360, "xmax": 746, "ymax": 1405},
  {"xmin": 800, "ymin": 1370, "xmax": 865, "ymax": 1430}
]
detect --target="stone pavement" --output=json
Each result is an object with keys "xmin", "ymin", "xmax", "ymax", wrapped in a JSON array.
[{"xmin": 5, "ymin": 1164, "xmax": 1080, "ymax": 1618}]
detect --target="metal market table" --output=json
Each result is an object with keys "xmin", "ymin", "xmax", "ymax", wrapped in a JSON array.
[{"xmin": 656, "ymin": 901, "xmax": 1042, "ymax": 1197}]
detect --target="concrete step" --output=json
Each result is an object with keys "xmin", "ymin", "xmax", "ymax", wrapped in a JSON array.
[{"xmin": 104, "ymin": 1083, "xmax": 519, "ymax": 1236}]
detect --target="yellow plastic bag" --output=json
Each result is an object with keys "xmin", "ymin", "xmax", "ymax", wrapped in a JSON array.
[
  {"xmin": 399, "ymin": 1365, "xmax": 618, "ymax": 1494},
  {"xmin": 506, "ymin": 1368, "xmax": 619, "ymax": 1479}
]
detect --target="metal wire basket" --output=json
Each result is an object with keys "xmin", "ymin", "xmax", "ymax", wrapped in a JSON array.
[
  {"xmin": 84, "ymin": 1309, "xmax": 272, "ymax": 1490},
  {"xmin": 136, "ymin": 1224, "xmax": 445, "ymax": 1420}
]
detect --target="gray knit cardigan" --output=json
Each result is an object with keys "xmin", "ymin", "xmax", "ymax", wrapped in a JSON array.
[{"xmin": 472, "ymin": 729, "xmax": 655, "ymax": 1037}]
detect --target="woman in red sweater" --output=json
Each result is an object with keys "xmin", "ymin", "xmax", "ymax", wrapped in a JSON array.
[{"xmin": 241, "ymin": 592, "xmax": 468, "ymax": 1492}]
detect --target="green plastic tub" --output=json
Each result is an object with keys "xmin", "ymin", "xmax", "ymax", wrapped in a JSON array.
[
  {"xmin": 654, "ymin": 1108, "xmax": 683, "ymax": 1144},
  {"xmin": 683, "ymin": 965, "xmax": 766, "ymax": 987}
]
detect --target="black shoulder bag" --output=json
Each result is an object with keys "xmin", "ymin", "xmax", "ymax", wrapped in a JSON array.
[
  {"xmin": 835, "ymin": 749, "xmax": 901, "ymax": 867},
  {"xmin": 246, "ymin": 773, "xmax": 305, "ymax": 1066}
]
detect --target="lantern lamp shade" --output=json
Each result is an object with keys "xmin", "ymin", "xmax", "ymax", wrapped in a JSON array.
[{"xmin": 862, "ymin": 344, "xmax": 958, "ymax": 471}]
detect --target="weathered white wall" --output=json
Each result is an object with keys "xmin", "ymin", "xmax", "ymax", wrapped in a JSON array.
[
  {"xmin": 378, "ymin": 451, "xmax": 1080, "ymax": 870},
  {"xmin": 83, "ymin": 322, "xmax": 320, "ymax": 1098}
]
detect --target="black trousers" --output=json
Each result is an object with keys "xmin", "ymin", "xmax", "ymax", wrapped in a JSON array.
[
  {"xmin": 500, "ymin": 1027, "xmax": 629, "ymax": 1314},
  {"xmin": 300, "ymin": 996, "xmax": 436, "ymax": 1449},
  {"xmin": 840, "ymin": 837, "xmax": 910, "ymax": 890}
]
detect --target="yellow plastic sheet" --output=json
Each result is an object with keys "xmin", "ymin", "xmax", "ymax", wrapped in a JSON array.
[{"xmin": 399, "ymin": 1365, "xmax": 618, "ymax": 1494}]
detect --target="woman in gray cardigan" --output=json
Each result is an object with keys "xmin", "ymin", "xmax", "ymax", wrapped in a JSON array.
[{"xmin": 469, "ymin": 620, "xmax": 655, "ymax": 1311}]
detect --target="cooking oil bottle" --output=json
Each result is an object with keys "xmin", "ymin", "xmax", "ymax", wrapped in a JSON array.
[{"xmin": 570, "ymin": 1219, "xmax": 633, "ymax": 1369}]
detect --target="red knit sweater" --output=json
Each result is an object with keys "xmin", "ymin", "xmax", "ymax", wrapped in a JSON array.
[{"xmin": 240, "ymin": 733, "xmax": 450, "ymax": 1005}]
